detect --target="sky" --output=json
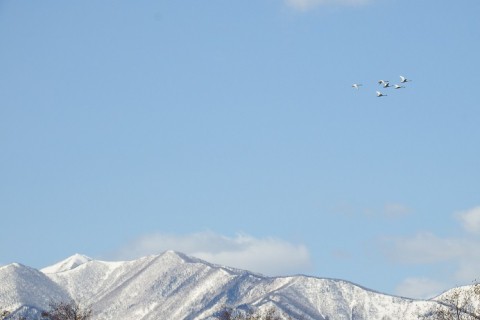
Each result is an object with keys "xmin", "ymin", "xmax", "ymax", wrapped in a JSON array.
[{"xmin": 1, "ymin": 0, "xmax": 480, "ymax": 300}]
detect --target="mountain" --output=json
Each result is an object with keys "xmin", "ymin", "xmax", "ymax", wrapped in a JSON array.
[
  {"xmin": 41, "ymin": 253, "xmax": 92, "ymax": 274},
  {"xmin": 0, "ymin": 251, "xmax": 445, "ymax": 319},
  {"xmin": 0, "ymin": 263, "xmax": 69, "ymax": 318}
]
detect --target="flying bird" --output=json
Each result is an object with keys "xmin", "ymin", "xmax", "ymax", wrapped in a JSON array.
[
  {"xmin": 394, "ymin": 84, "xmax": 405, "ymax": 89},
  {"xmin": 399, "ymin": 76, "xmax": 411, "ymax": 83},
  {"xmin": 382, "ymin": 82, "xmax": 392, "ymax": 88},
  {"xmin": 376, "ymin": 91, "xmax": 387, "ymax": 97},
  {"xmin": 378, "ymin": 80, "xmax": 389, "ymax": 85},
  {"xmin": 352, "ymin": 83, "xmax": 363, "ymax": 89}
]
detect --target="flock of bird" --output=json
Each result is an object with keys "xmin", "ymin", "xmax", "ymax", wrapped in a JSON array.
[{"xmin": 352, "ymin": 76, "xmax": 412, "ymax": 97}]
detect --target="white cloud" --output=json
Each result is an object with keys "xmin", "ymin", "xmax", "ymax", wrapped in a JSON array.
[
  {"xmin": 456, "ymin": 206, "xmax": 480, "ymax": 234},
  {"xmin": 383, "ymin": 206, "xmax": 480, "ymax": 298},
  {"xmin": 386, "ymin": 232, "xmax": 480, "ymax": 291},
  {"xmin": 112, "ymin": 231, "xmax": 312, "ymax": 276},
  {"xmin": 386, "ymin": 232, "xmax": 469, "ymax": 265},
  {"xmin": 454, "ymin": 258, "xmax": 480, "ymax": 283},
  {"xmin": 395, "ymin": 277, "xmax": 447, "ymax": 299},
  {"xmin": 285, "ymin": 0, "xmax": 371, "ymax": 11},
  {"xmin": 386, "ymin": 232, "xmax": 480, "ymax": 279}
]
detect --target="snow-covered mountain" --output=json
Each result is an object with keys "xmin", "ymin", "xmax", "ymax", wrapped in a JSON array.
[
  {"xmin": 0, "ymin": 251, "xmax": 445, "ymax": 319},
  {"xmin": 41, "ymin": 253, "xmax": 92, "ymax": 274}
]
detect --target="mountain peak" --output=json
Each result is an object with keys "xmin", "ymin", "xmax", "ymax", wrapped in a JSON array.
[
  {"xmin": 161, "ymin": 250, "xmax": 194, "ymax": 261},
  {"xmin": 41, "ymin": 253, "xmax": 92, "ymax": 274}
]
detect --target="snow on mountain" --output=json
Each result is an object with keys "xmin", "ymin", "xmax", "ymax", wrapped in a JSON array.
[
  {"xmin": 1, "ymin": 251, "xmax": 442, "ymax": 319},
  {"xmin": 41, "ymin": 254, "xmax": 92, "ymax": 274},
  {"xmin": 0, "ymin": 263, "xmax": 69, "ymax": 313}
]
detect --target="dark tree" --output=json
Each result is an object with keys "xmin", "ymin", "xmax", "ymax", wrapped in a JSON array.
[
  {"xmin": 0, "ymin": 309, "xmax": 26, "ymax": 320},
  {"xmin": 0, "ymin": 310, "xmax": 10, "ymax": 320},
  {"xmin": 41, "ymin": 301, "xmax": 92, "ymax": 320}
]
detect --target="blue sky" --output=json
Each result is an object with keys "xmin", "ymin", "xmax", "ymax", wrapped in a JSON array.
[{"xmin": 1, "ymin": 0, "xmax": 480, "ymax": 299}]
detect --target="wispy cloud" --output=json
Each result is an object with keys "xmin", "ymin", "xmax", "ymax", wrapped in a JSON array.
[
  {"xmin": 386, "ymin": 232, "xmax": 470, "ymax": 265},
  {"xmin": 386, "ymin": 233, "xmax": 480, "ymax": 285},
  {"xmin": 285, "ymin": 0, "xmax": 372, "ymax": 11},
  {"xmin": 456, "ymin": 206, "xmax": 480, "ymax": 234},
  {"xmin": 395, "ymin": 277, "xmax": 448, "ymax": 299},
  {"xmin": 111, "ymin": 231, "xmax": 312, "ymax": 276},
  {"xmin": 382, "ymin": 206, "xmax": 480, "ymax": 298}
]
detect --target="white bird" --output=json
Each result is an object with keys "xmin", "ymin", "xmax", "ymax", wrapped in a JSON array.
[
  {"xmin": 376, "ymin": 91, "xmax": 387, "ymax": 97},
  {"xmin": 382, "ymin": 82, "xmax": 392, "ymax": 88},
  {"xmin": 399, "ymin": 76, "xmax": 411, "ymax": 83},
  {"xmin": 352, "ymin": 83, "xmax": 363, "ymax": 89},
  {"xmin": 378, "ymin": 80, "xmax": 389, "ymax": 85},
  {"xmin": 394, "ymin": 84, "xmax": 405, "ymax": 89}
]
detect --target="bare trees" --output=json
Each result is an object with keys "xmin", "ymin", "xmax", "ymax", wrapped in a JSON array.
[
  {"xmin": 0, "ymin": 310, "xmax": 10, "ymax": 320},
  {"xmin": 40, "ymin": 301, "xmax": 92, "ymax": 320},
  {"xmin": 421, "ymin": 282, "xmax": 480, "ymax": 320},
  {"xmin": 0, "ymin": 309, "xmax": 25, "ymax": 320},
  {"xmin": 217, "ymin": 306, "xmax": 291, "ymax": 320}
]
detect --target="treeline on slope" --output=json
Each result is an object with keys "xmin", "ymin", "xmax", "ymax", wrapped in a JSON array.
[{"xmin": 0, "ymin": 301, "xmax": 287, "ymax": 320}]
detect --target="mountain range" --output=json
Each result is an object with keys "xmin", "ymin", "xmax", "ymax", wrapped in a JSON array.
[{"xmin": 0, "ymin": 251, "xmax": 454, "ymax": 319}]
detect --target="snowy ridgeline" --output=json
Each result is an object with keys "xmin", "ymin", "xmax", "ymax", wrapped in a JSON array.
[{"xmin": 0, "ymin": 251, "xmax": 445, "ymax": 320}]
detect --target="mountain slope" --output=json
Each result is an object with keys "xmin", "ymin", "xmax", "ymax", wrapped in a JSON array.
[
  {"xmin": 1, "ymin": 252, "xmax": 440, "ymax": 319},
  {"xmin": 0, "ymin": 263, "xmax": 69, "ymax": 316}
]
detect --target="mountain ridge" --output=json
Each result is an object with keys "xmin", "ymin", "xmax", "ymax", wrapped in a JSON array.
[{"xmin": 0, "ymin": 251, "xmax": 451, "ymax": 319}]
